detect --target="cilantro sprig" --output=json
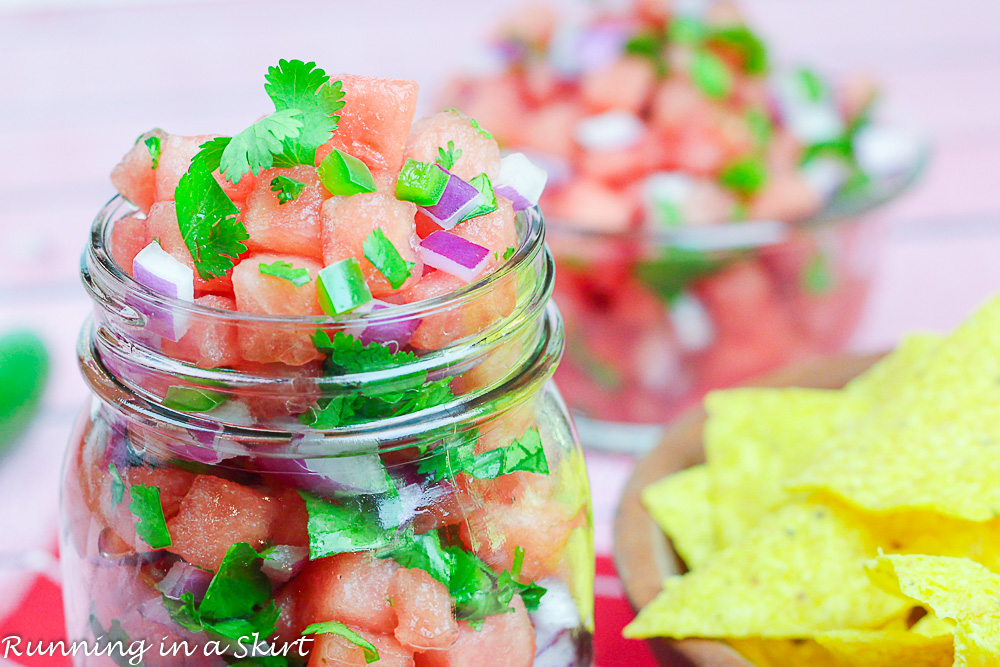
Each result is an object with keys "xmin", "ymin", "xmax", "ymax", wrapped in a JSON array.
[
  {"xmin": 265, "ymin": 59, "xmax": 346, "ymax": 167},
  {"xmin": 128, "ymin": 484, "xmax": 172, "ymax": 548},
  {"xmin": 363, "ymin": 229, "xmax": 415, "ymax": 290},
  {"xmin": 144, "ymin": 136, "xmax": 161, "ymax": 169},
  {"xmin": 304, "ymin": 622, "xmax": 379, "ymax": 663},
  {"xmin": 436, "ymin": 140, "xmax": 463, "ymax": 171},
  {"xmin": 302, "ymin": 492, "xmax": 398, "ymax": 560},
  {"xmin": 270, "ymin": 175, "xmax": 306, "ymax": 204},
  {"xmin": 259, "ymin": 260, "xmax": 312, "ymax": 287},
  {"xmin": 219, "ymin": 110, "xmax": 304, "ymax": 184},
  {"xmin": 175, "ymin": 162, "xmax": 249, "ymax": 280},
  {"xmin": 418, "ymin": 427, "xmax": 549, "ymax": 483}
]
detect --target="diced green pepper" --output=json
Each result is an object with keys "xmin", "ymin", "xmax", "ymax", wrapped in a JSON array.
[
  {"xmin": 318, "ymin": 258, "xmax": 373, "ymax": 316},
  {"xmin": 460, "ymin": 173, "xmax": 498, "ymax": 221},
  {"xmin": 317, "ymin": 148, "xmax": 377, "ymax": 196},
  {"xmin": 395, "ymin": 159, "xmax": 449, "ymax": 206}
]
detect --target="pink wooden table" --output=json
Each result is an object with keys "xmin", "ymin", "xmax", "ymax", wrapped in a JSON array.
[{"xmin": 1, "ymin": 1, "xmax": 1000, "ymax": 665}]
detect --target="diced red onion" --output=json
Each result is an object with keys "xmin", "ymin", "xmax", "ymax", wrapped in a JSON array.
[
  {"xmin": 418, "ymin": 231, "xmax": 490, "ymax": 283},
  {"xmin": 534, "ymin": 631, "xmax": 579, "ymax": 667},
  {"xmin": 531, "ymin": 579, "xmax": 585, "ymax": 666},
  {"xmin": 771, "ymin": 72, "xmax": 844, "ymax": 145},
  {"xmin": 575, "ymin": 23, "xmax": 631, "ymax": 72},
  {"xmin": 669, "ymin": 292, "xmax": 715, "ymax": 353},
  {"xmin": 515, "ymin": 150, "xmax": 571, "ymax": 189},
  {"xmin": 574, "ymin": 111, "xmax": 645, "ymax": 152},
  {"xmin": 137, "ymin": 597, "xmax": 206, "ymax": 644},
  {"xmin": 357, "ymin": 301, "xmax": 421, "ymax": 351},
  {"xmin": 260, "ymin": 545, "xmax": 309, "ymax": 583},
  {"xmin": 496, "ymin": 153, "xmax": 549, "ymax": 211},
  {"xmin": 800, "ymin": 156, "xmax": 849, "ymax": 200},
  {"xmin": 156, "ymin": 561, "xmax": 213, "ymax": 602},
  {"xmin": 257, "ymin": 435, "xmax": 390, "ymax": 497},
  {"xmin": 853, "ymin": 124, "xmax": 922, "ymax": 179},
  {"xmin": 420, "ymin": 168, "xmax": 485, "ymax": 230},
  {"xmin": 175, "ymin": 401, "xmax": 253, "ymax": 464},
  {"xmin": 130, "ymin": 241, "xmax": 194, "ymax": 342},
  {"xmin": 94, "ymin": 527, "xmax": 164, "ymax": 567}
]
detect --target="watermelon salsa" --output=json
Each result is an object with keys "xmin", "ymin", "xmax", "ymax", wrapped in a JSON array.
[
  {"xmin": 444, "ymin": 0, "xmax": 919, "ymax": 432},
  {"xmin": 62, "ymin": 61, "xmax": 593, "ymax": 666}
]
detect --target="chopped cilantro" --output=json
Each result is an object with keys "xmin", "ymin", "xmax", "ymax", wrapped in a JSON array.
[
  {"xmin": 436, "ymin": 140, "xmax": 463, "ymax": 171},
  {"xmin": 635, "ymin": 248, "xmax": 722, "ymax": 304},
  {"xmin": 219, "ymin": 110, "xmax": 304, "ymax": 184},
  {"xmin": 468, "ymin": 116, "xmax": 493, "ymax": 140},
  {"xmin": 668, "ymin": 16, "xmax": 708, "ymax": 44},
  {"xmin": 460, "ymin": 173, "xmax": 498, "ymax": 221},
  {"xmin": 363, "ymin": 229, "xmax": 415, "ymax": 289},
  {"xmin": 301, "ymin": 492, "xmax": 397, "ymax": 559},
  {"xmin": 624, "ymin": 29, "xmax": 668, "ymax": 76},
  {"xmin": 313, "ymin": 330, "xmax": 417, "ymax": 373},
  {"xmin": 163, "ymin": 385, "xmax": 228, "ymax": 412},
  {"xmin": 175, "ymin": 162, "xmax": 249, "ymax": 280},
  {"xmin": 746, "ymin": 108, "xmax": 773, "ymax": 148},
  {"xmin": 797, "ymin": 68, "xmax": 827, "ymax": 103},
  {"xmin": 719, "ymin": 156, "xmax": 768, "ymax": 197},
  {"xmin": 502, "ymin": 246, "xmax": 516, "ymax": 261},
  {"xmin": 689, "ymin": 49, "xmax": 732, "ymax": 99},
  {"xmin": 304, "ymin": 622, "xmax": 380, "ymax": 663},
  {"xmin": 259, "ymin": 260, "xmax": 312, "ymax": 287},
  {"xmin": 191, "ymin": 136, "xmax": 231, "ymax": 173},
  {"xmin": 109, "ymin": 463, "xmax": 125, "ymax": 507},
  {"xmin": 128, "ymin": 484, "xmax": 172, "ymax": 548},
  {"xmin": 709, "ymin": 25, "xmax": 769, "ymax": 74},
  {"xmin": 144, "ymin": 135, "xmax": 161, "ymax": 169},
  {"xmin": 265, "ymin": 60, "xmax": 346, "ymax": 167},
  {"xmin": 418, "ymin": 427, "xmax": 549, "ymax": 483},
  {"xmin": 270, "ymin": 174, "xmax": 306, "ymax": 204}
]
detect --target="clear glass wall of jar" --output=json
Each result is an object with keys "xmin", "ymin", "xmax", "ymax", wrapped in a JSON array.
[{"xmin": 62, "ymin": 197, "xmax": 594, "ymax": 667}]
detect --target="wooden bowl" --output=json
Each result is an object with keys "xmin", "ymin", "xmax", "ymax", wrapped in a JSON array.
[{"xmin": 612, "ymin": 354, "xmax": 884, "ymax": 666}]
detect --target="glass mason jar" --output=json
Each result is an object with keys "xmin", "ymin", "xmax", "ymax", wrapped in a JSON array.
[{"xmin": 61, "ymin": 197, "xmax": 594, "ymax": 667}]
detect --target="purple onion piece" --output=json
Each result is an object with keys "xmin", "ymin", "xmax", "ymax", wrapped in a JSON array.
[
  {"xmin": 137, "ymin": 597, "xmax": 206, "ymax": 644},
  {"xmin": 496, "ymin": 153, "xmax": 548, "ymax": 211},
  {"xmin": 575, "ymin": 23, "xmax": 630, "ymax": 72},
  {"xmin": 260, "ymin": 545, "xmax": 310, "ymax": 583},
  {"xmin": 156, "ymin": 561, "xmax": 213, "ymax": 602},
  {"xmin": 418, "ymin": 231, "xmax": 490, "ymax": 283},
  {"xmin": 256, "ymin": 442, "xmax": 390, "ymax": 497},
  {"xmin": 421, "ymin": 171, "xmax": 485, "ymax": 229},
  {"xmin": 495, "ymin": 184, "xmax": 533, "ymax": 212},
  {"xmin": 128, "ymin": 241, "xmax": 194, "ymax": 342},
  {"xmin": 357, "ymin": 301, "xmax": 421, "ymax": 351}
]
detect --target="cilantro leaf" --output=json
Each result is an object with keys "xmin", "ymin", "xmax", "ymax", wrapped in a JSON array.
[
  {"xmin": 435, "ymin": 141, "xmax": 462, "ymax": 171},
  {"xmin": 270, "ymin": 174, "xmax": 306, "ymax": 204},
  {"xmin": 259, "ymin": 260, "xmax": 312, "ymax": 287},
  {"xmin": 635, "ymin": 248, "xmax": 722, "ymax": 304},
  {"xmin": 128, "ymin": 484, "xmax": 172, "ymax": 548},
  {"xmin": 363, "ymin": 229, "xmax": 415, "ymax": 290},
  {"xmin": 690, "ymin": 49, "xmax": 732, "ymax": 99},
  {"xmin": 304, "ymin": 622, "xmax": 380, "ymax": 663},
  {"xmin": 199, "ymin": 543, "xmax": 272, "ymax": 620},
  {"xmin": 144, "ymin": 135, "xmax": 161, "ymax": 169},
  {"xmin": 418, "ymin": 427, "xmax": 549, "ymax": 483},
  {"xmin": 109, "ymin": 463, "xmax": 125, "ymax": 507},
  {"xmin": 301, "ymin": 492, "xmax": 397, "ymax": 560},
  {"xmin": 709, "ymin": 25, "xmax": 769, "ymax": 75},
  {"xmin": 313, "ymin": 330, "xmax": 418, "ymax": 374},
  {"xmin": 719, "ymin": 155, "xmax": 768, "ymax": 197},
  {"xmin": 219, "ymin": 110, "xmax": 304, "ymax": 184},
  {"xmin": 264, "ymin": 60, "xmax": 345, "ymax": 166},
  {"xmin": 191, "ymin": 136, "xmax": 231, "ymax": 173},
  {"xmin": 502, "ymin": 246, "xmax": 516, "ymax": 261},
  {"xmin": 175, "ymin": 162, "xmax": 249, "ymax": 280},
  {"xmin": 163, "ymin": 385, "xmax": 228, "ymax": 412}
]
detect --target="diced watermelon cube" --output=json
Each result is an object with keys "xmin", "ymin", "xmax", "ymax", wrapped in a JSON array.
[
  {"xmin": 451, "ymin": 198, "xmax": 517, "ymax": 273},
  {"xmin": 144, "ymin": 201, "xmax": 236, "ymax": 294},
  {"xmin": 391, "ymin": 568, "xmax": 459, "ymax": 651},
  {"xmin": 110, "ymin": 215, "xmax": 149, "ymax": 275},
  {"xmin": 308, "ymin": 627, "xmax": 415, "ymax": 667},
  {"xmin": 519, "ymin": 102, "xmax": 585, "ymax": 160},
  {"xmin": 413, "ymin": 596, "xmax": 535, "ymax": 667},
  {"xmin": 268, "ymin": 487, "xmax": 310, "ymax": 548},
  {"xmin": 581, "ymin": 56, "xmax": 656, "ymax": 114},
  {"xmin": 442, "ymin": 75, "xmax": 526, "ymax": 148},
  {"xmin": 153, "ymin": 134, "xmax": 257, "ymax": 205},
  {"xmin": 160, "ymin": 295, "xmax": 240, "ymax": 368},
  {"xmin": 231, "ymin": 253, "xmax": 324, "ymax": 366},
  {"xmin": 748, "ymin": 169, "xmax": 822, "ymax": 222},
  {"xmin": 321, "ymin": 192, "xmax": 421, "ymax": 297},
  {"xmin": 97, "ymin": 466, "xmax": 196, "ymax": 552},
  {"xmin": 165, "ymin": 475, "xmax": 282, "ymax": 571},
  {"xmin": 404, "ymin": 111, "xmax": 502, "ymax": 182},
  {"xmin": 125, "ymin": 467, "xmax": 197, "ymax": 519},
  {"xmin": 277, "ymin": 552, "xmax": 400, "ymax": 636},
  {"xmin": 316, "ymin": 75, "xmax": 419, "ymax": 177},
  {"xmin": 399, "ymin": 270, "xmax": 515, "ymax": 350},
  {"xmin": 243, "ymin": 165, "xmax": 328, "ymax": 260},
  {"xmin": 110, "ymin": 128, "xmax": 167, "ymax": 214},
  {"xmin": 547, "ymin": 178, "xmax": 636, "ymax": 233}
]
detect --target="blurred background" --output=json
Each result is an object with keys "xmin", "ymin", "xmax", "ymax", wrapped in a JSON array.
[{"xmin": 1, "ymin": 0, "xmax": 999, "ymax": 664}]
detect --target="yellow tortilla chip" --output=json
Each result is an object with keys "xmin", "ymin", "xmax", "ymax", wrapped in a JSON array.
[
  {"xmin": 954, "ymin": 616, "xmax": 1000, "ymax": 667},
  {"xmin": 814, "ymin": 629, "xmax": 953, "ymax": 666},
  {"xmin": 624, "ymin": 503, "xmax": 907, "ymax": 639},
  {"xmin": 704, "ymin": 388, "xmax": 858, "ymax": 547},
  {"xmin": 912, "ymin": 612, "xmax": 955, "ymax": 637},
  {"xmin": 641, "ymin": 465, "xmax": 716, "ymax": 568},
  {"xmin": 868, "ymin": 554, "xmax": 1000, "ymax": 622},
  {"xmin": 728, "ymin": 638, "xmax": 838, "ymax": 666},
  {"xmin": 844, "ymin": 332, "xmax": 941, "ymax": 403}
]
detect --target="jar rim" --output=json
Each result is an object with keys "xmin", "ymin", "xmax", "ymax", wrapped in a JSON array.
[{"xmin": 84, "ymin": 195, "xmax": 546, "ymax": 328}]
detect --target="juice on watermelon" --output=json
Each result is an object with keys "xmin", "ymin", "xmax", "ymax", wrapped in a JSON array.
[{"xmin": 62, "ymin": 59, "xmax": 593, "ymax": 667}]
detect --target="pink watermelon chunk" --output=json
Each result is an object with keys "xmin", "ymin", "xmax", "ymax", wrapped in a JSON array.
[
  {"xmin": 231, "ymin": 253, "xmax": 324, "ymax": 366},
  {"xmin": 153, "ymin": 134, "xmax": 257, "ymax": 205},
  {"xmin": 391, "ymin": 568, "xmax": 459, "ymax": 651},
  {"xmin": 166, "ymin": 475, "xmax": 282, "ymax": 571},
  {"xmin": 547, "ymin": 177, "xmax": 636, "ymax": 233},
  {"xmin": 581, "ymin": 56, "xmax": 656, "ymax": 114},
  {"xmin": 110, "ymin": 215, "xmax": 149, "ymax": 275},
  {"xmin": 315, "ymin": 75, "xmax": 419, "ymax": 177},
  {"xmin": 519, "ymin": 102, "xmax": 584, "ymax": 159},
  {"xmin": 98, "ymin": 466, "xmax": 196, "ymax": 552},
  {"xmin": 144, "ymin": 201, "xmax": 236, "ymax": 294},
  {"xmin": 160, "ymin": 295, "xmax": 240, "ymax": 368},
  {"xmin": 243, "ymin": 165, "xmax": 328, "ymax": 260},
  {"xmin": 442, "ymin": 75, "xmax": 526, "ymax": 148},
  {"xmin": 110, "ymin": 128, "xmax": 167, "ymax": 214},
  {"xmin": 268, "ymin": 487, "xmax": 310, "ymax": 548},
  {"xmin": 450, "ymin": 198, "xmax": 518, "ymax": 273},
  {"xmin": 413, "ymin": 596, "xmax": 535, "ymax": 667},
  {"xmin": 308, "ymin": 627, "xmax": 415, "ymax": 667},
  {"xmin": 321, "ymin": 192, "xmax": 421, "ymax": 297},
  {"xmin": 404, "ymin": 110, "xmax": 502, "ymax": 182},
  {"xmin": 400, "ymin": 270, "xmax": 515, "ymax": 350},
  {"xmin": 278, "ymin": 552, "xmax": 400, "ymax": 636}
]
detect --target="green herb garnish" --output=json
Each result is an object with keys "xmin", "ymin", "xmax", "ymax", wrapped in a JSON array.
[
  {"xmin": 635, "ymin": 248, "xmax": 722, "ymax": 304},
  {"xmin": 436, "ymin": 140, "xmax": 463, "ymax": 171},
  {"xmin": 128, "ymin": 484, "xmax": 172, "ymax": 548},
  {"xmin": 163, "ymin": 385, "xmax": 228, "ymax": 412},
  {"xmin": 175, "ymin": 161, "xmax": 249, "ymax": 280},
  {"xmin": 265, "ymin": 59, "xmax": 346, "ymax": 167},
  {"xmin": 363, "ymin": 229, "xmax": 415, "ymax": 289},
  {"xmin": 719, "ymin": 155, "xmax": 768, "ymax": 197},
  {"xmin": 418, "ymin": 427, "xmax": 549, "ymax": 483},
  {"xmin": 690, "ymin": 49, "xmax": 732, "ymax": 99},
  {"xmin": 461, "ymin": 173, "xmax": 498, "ymax": 221},
  {"xmin": 109, "ymin": 463, "xmax": 125, "ymax": 507},
  {"xmin": 304, "ymin": 622, "xmax": 380, "ymax": 663},
  {"xmin": 746, "ymin": 108, "xmax": 773, "ymax": 148},
  {"xmin": 797, "ymin": 67, "xmax": 827, "ymax": 103},
  {"xmin": 709, "ymin": 25, "xmax": 768, "ymax": 74},
  {"xmin": 301, "ymin": 492, "xmax": 397, "ymax": 560},
  {"xmin": 259, "ymin": 260, "xmax": 312, "ymax": 287},
  {"xmin": 502, "ymin": 246, "xmax": 516, "ymax": 261},
  {"xmin": 219, "ymin": 110, "xmax": 304, "ymax": 184},
  {"xmin": 270, "ymin": 175, "xmax": 306, "ymax": 204},
  {"xmin": 144, "ymin": 135, "xmax": 161, "ymax": 169}
]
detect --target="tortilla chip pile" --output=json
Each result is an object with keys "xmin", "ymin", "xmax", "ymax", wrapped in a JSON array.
[{"xmin": 626, "ymin": 295, "xmax": 1000, "ymax": 666}]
